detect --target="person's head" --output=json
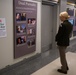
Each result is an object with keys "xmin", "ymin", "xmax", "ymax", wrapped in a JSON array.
[
  {"xmin": 28, "ymin": 19, "xmax": 31, "ymax": 24},
  {"xmin": 24, "ymin": 36, "xmax": 26, "ymax": 42},
  {"xmin": 16, "ymin": 13, "xmax": 20, "ymax": 19},
  {"xmin": 21, "ymin": 13, "xmax": 26, "ymax": 16},
  {"xmin": 18, "ymin": 38, "xmax": 21, "ymax": 44},
  {"xmin": 17, "ymin": 26, "xmax": 20, "ymax": 31},
  {"xmin": 32, "ymin": 19, "xmax": 36, "ymax": 25},
  {"xmin": 59, "ymin": 11, "xmax": 70, "ymax": 22}
]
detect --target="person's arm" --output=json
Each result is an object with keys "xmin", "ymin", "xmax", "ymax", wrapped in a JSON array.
[{"xmin": 55, "ymin": 24, "xmax": 65, "ymax": 41}]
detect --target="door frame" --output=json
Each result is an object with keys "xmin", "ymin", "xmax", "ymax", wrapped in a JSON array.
[{"xmin": 41, "ymin": 2, "xmax": 59, "ymax": 52}]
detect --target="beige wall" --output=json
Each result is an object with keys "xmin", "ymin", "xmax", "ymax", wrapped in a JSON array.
[{"xmin": 0, "ymin": 0, "xmax": 41, "ymax": 69}]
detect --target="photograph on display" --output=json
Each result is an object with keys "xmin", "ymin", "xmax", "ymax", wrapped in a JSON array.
[
  {"xmin": 16, "ymin": 24, "xmax": 26, "ymax": 33},
  {"xmin": 28, "ymin": 18, "xmax": 36, "ymax": 26},
  {"xmin": 67, "ymin": 8, "xmax": 74, "ymax": 16},
  {"xmin": 16, "ymin": 36, "xmax": 26, "ymax": 45},
  {"xmin": 27, "ymin": 28, "xmax": 35, "ymax": 36},
  {"xmin": 75, "ymin": 10, "xmax": 76, "ymax": 26},
  {"xmin": 16, "ymin": 13, "xmax": 21, "ymax": 21},
  {"xmin": 16, "ymin": 12, "xmax": 26, "ymax": 21},
  {"xmin": 75, "ymin": 18, "xmax": 76, "ymax": 26},
  {"xmin": 27, "ymin": 39, "xmax": 35, "ymax": 47},
  {"xmin": 75, "ymin": 10, "xmax": 76, "ymax": 17}
]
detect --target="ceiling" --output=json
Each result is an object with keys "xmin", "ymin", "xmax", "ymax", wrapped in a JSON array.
[
  {"xmin": 43, "ymin": 0, "xmax": 76, "ymax": 4},
  {"xmin": 67, "ymin": 0, "xmax": 76, "ymax": 3}
]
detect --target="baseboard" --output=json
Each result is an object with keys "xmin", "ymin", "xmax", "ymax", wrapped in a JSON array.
[{"xmin": 41, "ymin": 44, "xmax": 52, "ymax": 52}]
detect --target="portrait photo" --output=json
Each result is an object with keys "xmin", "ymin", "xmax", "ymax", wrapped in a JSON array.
[
  {"xmin": 16, "ymin": 24, "xmax": 26, "ymax": 33},
  {"xmin": 27, "ymin": 39, "xmax": 35, "ymax": 47},
  {"xmin": 16, "ymin": 36, "xmax": 26, "ymax": 45}
]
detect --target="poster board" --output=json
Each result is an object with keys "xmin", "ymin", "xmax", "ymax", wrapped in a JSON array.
[
  {"xmin": 73, "ymin": 10, "xmax": 76, "ymax": 36},
  {"xmin": 67, "ymin": 8, "xmax": 76, "ymax": 36},
  {"xmin": 0, "ymin": 18, "xmax": 7, "ymax": 38},
  {"xmin": 67, "ymin": 8, "xmax": 74, "ymax": 16},
  {"xmin": 13, "ymin": 0, "xmax": 37, "ymax": 58}
]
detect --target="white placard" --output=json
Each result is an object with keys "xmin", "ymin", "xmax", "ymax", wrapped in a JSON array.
[{"xmin": 0, "ymin": 18, "xmax": 7, "ymax": 38}]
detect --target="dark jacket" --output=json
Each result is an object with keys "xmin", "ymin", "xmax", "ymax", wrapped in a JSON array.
[{"xmin": 55, "ymin": 20, "xmax": 73, "ymax": 46}]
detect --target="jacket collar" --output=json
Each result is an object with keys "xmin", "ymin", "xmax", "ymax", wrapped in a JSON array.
[{"xmin": 63, "ymin": 20, "xmax": 68, "ymax": 22}]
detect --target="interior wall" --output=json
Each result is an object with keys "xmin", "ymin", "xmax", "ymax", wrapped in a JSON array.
[
  {"xmin": 67, "ymin": 4, "xmax": 76, "ymax": 11},
  {"xmin": 52, "ymin": 5, "xmax": 59, "ymax": 49},
  {"xmin": 59, "ymin": 0, "xmax": 67, "ymax": 12},
  {"xmin": 0, "ymin": 0, "xmax": 41, "ymax": 69},
  {"xmin": 41, "ymin": 5, "xmax": 53, "ymax": 51},
  {"xmin": 67, "ymin": 4, "xmax": 76, "ymax": 39}
]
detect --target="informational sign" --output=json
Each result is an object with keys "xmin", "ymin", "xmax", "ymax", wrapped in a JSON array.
[
  {"xmin": 75, "ymin": 10, "xmax": 76, "ymax": 26},
  {"xmin": 67, "ymin": 8, "xmax": 74, "ymax": 16},
  {"xmin": 73, "ymin": 10, "xmax": 76, "ymax": 36},
  {"xmin": 0, "ymin": 18, "xmax": 7, "ymax": 38},
  {"xmin": 13, "ymin": 0, "xmax": 37, "ymax": 58},
  {"xmin": 67, "ymin": 8, "xmax": 76, "ymax": 36}
]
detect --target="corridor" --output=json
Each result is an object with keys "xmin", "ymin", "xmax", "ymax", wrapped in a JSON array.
[{"xmin": 0, "ymin": 38, "xmax": 76, "ymax": 75}]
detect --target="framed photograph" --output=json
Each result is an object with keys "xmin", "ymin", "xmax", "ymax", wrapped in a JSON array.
[{"xmin": 16, "ymin": 24, "xmax": 26, "ymax": 33}]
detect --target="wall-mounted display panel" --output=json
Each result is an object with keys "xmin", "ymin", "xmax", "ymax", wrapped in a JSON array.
[
  {"xmin": 13, "ymin": 0, "xmax": 37, "ymax": 58},
  {"xmin": 67, "ymin": 8, "xmax": 74, "ymax": 16}
]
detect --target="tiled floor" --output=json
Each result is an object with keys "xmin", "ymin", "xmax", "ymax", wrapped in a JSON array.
[
  {"xmin": 0, "ymin": 38, "xmax": 76, "ymax": 75},
  {"xmin": 0, "ymin": 49, "xmax": 59, "ymax": 75},
  {"xmin": 31, "ymin": 52, "xmax": 76, "ymax": 75}
]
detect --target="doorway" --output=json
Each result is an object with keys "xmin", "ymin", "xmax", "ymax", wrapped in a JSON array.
[{"xmin": 41, "ymin": 4, "xmax": 54, "ymax": 52}]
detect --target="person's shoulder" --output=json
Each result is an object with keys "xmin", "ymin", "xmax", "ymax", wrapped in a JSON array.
[
  {"xmin": 63, "ymin": 20, "xmax": 69, "ymax": 26},
  {"xmin": 63, "ymin": 21, "xmax": 73, "ymax": 29},
  {"xmin": 60, "ymin": 23, "xmax": 65, "ymax": 28},
  {"xmin": 59, "ymin": 24, "xmax": 63, "ymax": 27}
]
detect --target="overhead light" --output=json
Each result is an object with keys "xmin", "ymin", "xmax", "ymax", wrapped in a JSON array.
[{"xmin": 67, "ymin": 2, "xmax": 75, "ymax": 6}]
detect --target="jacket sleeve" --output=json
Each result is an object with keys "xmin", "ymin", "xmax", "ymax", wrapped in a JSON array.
[{"xmin": 55, "ymin": 24, "xmax": 65, "ymax": 42}]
